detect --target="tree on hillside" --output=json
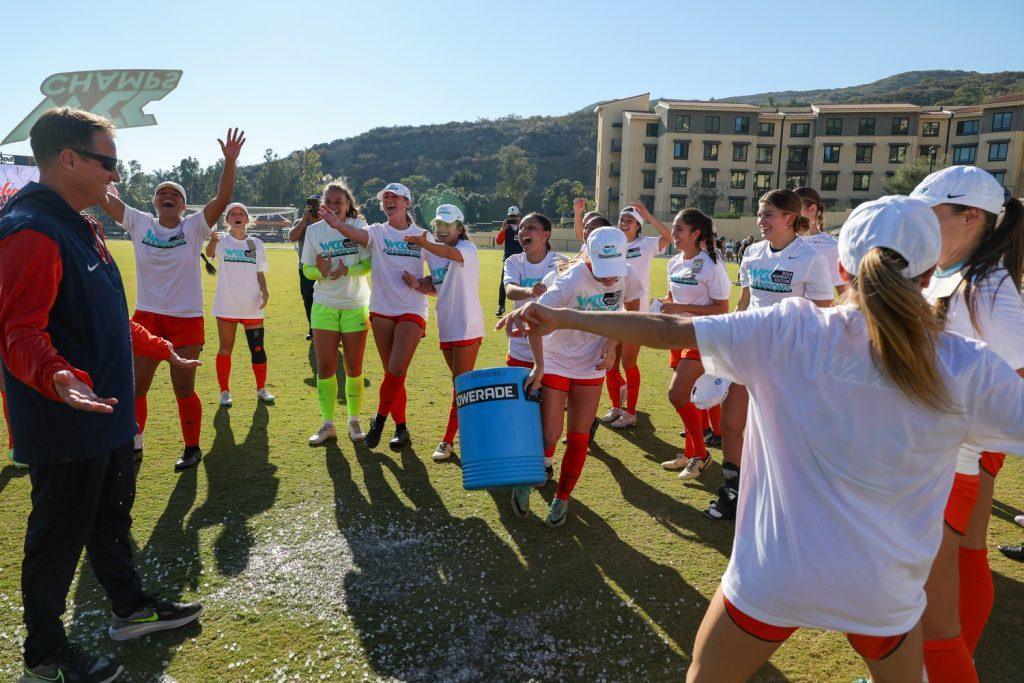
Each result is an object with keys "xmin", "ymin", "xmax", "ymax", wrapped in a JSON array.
[
  {"xmin": 172, "ymin": 157, "xmax": 203, "ymax": 204},
  {"xmin": 399, "ymin": 174, "xmax": 432, "ymax": 198},
  {"xmin": 688, "ymin": 181, "xmax": 722, "ymax": 216},
  {"xmin": 884, "ymin": 155, "xmax": 947, "ymax": 195},
  {"xmin": 418, "ymin": 183, "xmax": 466, "ymax": 226},
  {"xmin": 495, "ymin": 145, "xmax": 536, "ymax": 209},
  {"xmin": 448, "ymin": 169, "xmax": 483, "ymax": 191},
  {"xmin": 298, "ymin": 149, "xmax": 325, "ymax": 199},
  {"xmin": 542, "ymin": 178, "xmax": 587, "ymax": 218}
]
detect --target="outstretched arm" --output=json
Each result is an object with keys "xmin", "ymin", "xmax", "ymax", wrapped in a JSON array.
[
  {"xmin": 203, "ymin": 128, "xmax": 246, "ymax": 228},
  {"xmin": 319, "ymin": 209, "xmax": 370, "ymax": 247}
]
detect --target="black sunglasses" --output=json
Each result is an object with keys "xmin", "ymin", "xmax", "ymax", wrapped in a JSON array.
[{"xmin": 73, "ymin": 149, "xmax": 118, "ymax": 172}]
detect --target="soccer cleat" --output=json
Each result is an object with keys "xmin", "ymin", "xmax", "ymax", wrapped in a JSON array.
[
  {"xmin": 511, "ymin": 485, "xmax": 531, "ymax": 517},
  {"xmin": 661, "ymin": 456, "xmax": 689, "ymax": 471},
  {"xmin": 389, "ymin": 424, "xmax": 411, "ymax": 451},
  {"xmin": 432, "ymin": 441, "xmax": 453, "ymax": 461},
  {"xmin": 305, "ymin": 331, "xmax": 312, "ymax": 341},
  {"xmin": 19, "ymin": 644, "xmax": 123, "ymax": 683},
  {"xmin": 610, "ymin": 411, "xmax": 637, "ymax": 429},
  {"xmin": 546, "ymin": 497, "xmax": 568, "ymax": 527},
  {"xmin": 363, "ymin": 415, "xmax": 386, "ymax": 449},
  {"xmin": 308, "ymin": 422, "xmax": 336, "ymax": 446},
  {"xmin": 495, "ymin": 305, "xmax": 505, "ymax": 317},
  {"xmin": 678, "ymin": 455, "xmax": 710, "ymax": 480},
  {"xmin": 600, "ymin": 407, "xmax": 624, "ymax": 424},
  {"xmin": 108, "ymin": 595, "xmax": 203, "ymax": 641},
  {"xmin": 219, "ymin": 390, "xmax": 233, "ymax": 408},
  {"xmin": 347, "ymin": 418, "xmax": 365, "ymax": 442},
  {"xmin": 174, "ymin": 446, "xmax": 202, "ymax": 472},
  {"xmin": 704, "ymin": 433, "xmax": 722, "ymax": 449},
  {"xmin": 704, "ymin": 485, "xmax": 738, "ymax": 521},
  {"xmin": 256, "ymin": 388, "xmax": 275, "ymax": 405},
  {"xmin": 999, "ymin": 544, "xmax": 1024, "ymax": 561}
]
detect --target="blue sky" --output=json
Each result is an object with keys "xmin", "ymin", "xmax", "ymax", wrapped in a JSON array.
[{"xmin": 2, "ymin": 0, "xmax": 1021, "ymax": 171}]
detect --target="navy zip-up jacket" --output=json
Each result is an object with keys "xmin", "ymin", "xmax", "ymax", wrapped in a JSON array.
[{"xmin": 0, "ymin": 182, "xmax": 170, "ymax": 465}]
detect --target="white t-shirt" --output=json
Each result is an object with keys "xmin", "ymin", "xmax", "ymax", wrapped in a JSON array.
[
  {"xmin": 666, "ymin": 249, "xmax": 731, "ymax": 306},
  {"xmin": 502, "ymin": 251, "xmax": 567, "ymax": 362},
  {"xmin": 364, "ymin": 222, "xmax": 429, "ymax": 319},
  {"xmin": 802, "ymin": 232, "xmax": 844, "ymax": 287},
  {"xmin": 924, "ymin": 266, "xmax": 1024, "ymax": 474},
  {"xmin": 693, "ymin": 297, "xmax": 1024, "ymax": 635},
  {"xmin": 211, "ymin": 233, "xmax": 269, "ymax": 320},
  {"xmin": 120, "ymin": 206, "xmax": 212, "ymax": 317},
  {"xmin": 537, "ymin": 262, "xmax": 643, "ymax": 379},
  {"xmin": 426, "ymin": 240, "xmax": 485, "ymax": 343},
  {"xmin": 625, "ymin": 234, "xmax": 666, "ymax": 311},
  {"xmin": 739, "ymin": 238, "xmax": 834, "ymax": 309},
  {"xmin": 301, "ymin": 218, "xmax": 371, "ymax": 310}
]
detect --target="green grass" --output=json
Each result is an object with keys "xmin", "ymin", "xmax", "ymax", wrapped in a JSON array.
[{"xmin": 1, "ymin": 243, "xmax": 1022, "ymax": 682}]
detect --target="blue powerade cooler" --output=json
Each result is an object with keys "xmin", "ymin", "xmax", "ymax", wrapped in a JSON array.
[{"xmin": 454, "ymin": 367, "xmax": 545, "ymax": 490}]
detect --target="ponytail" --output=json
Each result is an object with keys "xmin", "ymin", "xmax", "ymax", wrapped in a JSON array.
[
  {"xmin": 853, "ymin": 247, "xmax": 953, "ymax": 413},
  {"xmin": 676, "ymin": 208, "xmax": 719, "ymax": 263},
  {"xmin": 954, "ymin": 197, "xmax": 1024, "ymax": 329}
]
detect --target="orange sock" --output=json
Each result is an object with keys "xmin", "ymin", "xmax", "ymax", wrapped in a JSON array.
[
  {"xmin": 924, "ymin": 635, "xmax": 978, "ymax": 683},
  {"xmin": 215, "ymin": 353, "xmax": 231, "ymax": 392},
  {"xmin": 134, "ymin": 394, "xmax": 148, "ymax": 434},
  {"xmin": 624, "ymin": 366, "xmax": 640, "ymax": 414},
  {"xmin": 376, "ymin": 371, "xmax": 401, "ymax": 419},
  {"xmin": 605, "ymin": 369, "xmax": 625, "ymax": 409},
  {"xmin": 175, "ymin": 392, "xmax": 202, "ymax": 448},
  {"xmin": 252, "ymin": 362, "xmax": 267, "ymax": 390},
  {"xmin": 707, "ymin": 405, "xmax": 721, "ymax": 435},
  {"xmin": 677, "ymin": 404, "xmax": 707, "ymax": 460},
  {"xmin": 443, "ymin": 390, "xmax": 458, "ymax": 443},
  {"xmin": 392, "ymin": 380, "xmax": 407, "ymax": 424},
  {"xmin": 556, "ymin": 432, "xmax": 589, "ymax": 500},
  {"xmin": 959, "ymin": 547, "xmax": 994, "ymax": 655}
]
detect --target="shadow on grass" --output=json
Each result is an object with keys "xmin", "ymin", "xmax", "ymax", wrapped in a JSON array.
[
  {"xmin": 976, "ymin": 570, "xmax": 1024, "ymax": 680},
  {"xmin": 599, "ymin": 411, "xmax": 684, "ymax": 466},
  {"xmin": 0, "ymin": 463, "xmax": 28, "ymax": 496},
  {"xmin": 991, "ymin": 494, "xmax": 1023, "ymax": 525}
]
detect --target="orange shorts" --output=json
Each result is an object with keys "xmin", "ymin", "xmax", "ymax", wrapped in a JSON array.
[
  {"xmin": 217, "ymin": 316, "xmax": 264, "ymax": 327},
  {"xmin": 506, "ymin": 354, "xmax": 534, "ymax": 369},
  {"xmin": 131, "ymin": 310, "xmax": 205, "ymax": 349},
  {"xmin": 723, "ymin": 597, "xmax": 906, "ymax": 660},
  {"xmin": 440, "ymin": 337, "xmax": 481, "ymax": 351},
  {"xmin": 369, "ymin": 312, "xmax": 427, "ymax": 336},
  {"xmin": 944, "ymin": 472, "xmax": 981, "ymax": 535},
  {"xmin": 669, "ymin": 348, "xmax": 701, "ymax": 369},
  {"xmin": 980, "ymin": 451, "xmax": 1006, "ymax": 477},
  {"xmin": 541, "ymin": 374, "xmax": 605, "ymax": 392}
]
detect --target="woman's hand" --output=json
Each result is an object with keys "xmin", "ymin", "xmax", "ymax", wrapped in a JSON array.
[
  {"xmin": 315, "ymin": 252, "xmax": 333, "ymax": 278},
  {"xmin": 403, "ymin": 232, "xmax": 429, "ymax": 247},
  {"xmin": 329, "ymin": 261, "xmax": 349, "ymax": 280},
  {"xmin": 401, "ymin": 271, "xmax": 421, "ymax": 290},
  {"xmin": 259, "ymin": 289, "xmax": 269, "ymax": 309},
  {"xmin": 595, "ymin": 340, "xmax": 616, "ymax": 371},
  {"xmin": 525, "ymin": 365, "xmax": 544, "ymax": 394},
  {"xmin": 319, "ymin": 207, "xmax": 342, "ymax": 229},
  {"xmin": 530, "ymin": 282, "xmax": 548, "ymax": 298}
]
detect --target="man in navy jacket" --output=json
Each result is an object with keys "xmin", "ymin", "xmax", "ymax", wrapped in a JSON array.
[{"xmin": 0, "ymin": 108, "xmax": 204, "ymax": 682}]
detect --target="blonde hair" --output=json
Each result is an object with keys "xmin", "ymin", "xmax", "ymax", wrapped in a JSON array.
[
  {"xmin": 851, "ymin": 247, "xmax": 953, "ymax": 413},
  {"xmin": 322, "ymin": 180, "xmax": 362, "ymax": 220}
]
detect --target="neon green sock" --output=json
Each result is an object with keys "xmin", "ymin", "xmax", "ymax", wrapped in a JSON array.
[
  {"xmin": 345, "ymin": 375, "xmax": 363, "ymax": 418},
  {"xmin": 316, "ymin": 376, "xmax": 338, "ymax": 423}
]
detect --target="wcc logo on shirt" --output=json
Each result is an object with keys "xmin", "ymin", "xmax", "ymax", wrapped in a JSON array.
[
  {"xmin": 670, "ymin": 258, "xmax": 704, "ymax": 286},
  {"xmin": 317, "ymin": 238, "xmax": 359, "ymax": 258},
  {"xmin": 142, "ymin": 228, "xmax": 186, "ymax": 249},
  {"xmin": 430, "ymin": 264, "xmax": 449, "ymax": 286},
  {"xmin": 576, "ymin": 290, "xmax": 622, "ymax": 311},
  {"xmin": 382, "ymin": 238, "xmax": 421, "ymax": 258},
  {"xmin": 748, "ymin": 267, "xmax": 794, "ymax": 293},
  {"xmin": 627, "ymin": 245, "xmax": 642, "ymax": 259},
  {"xmin": 224, "ymin": 248, "xmax": 257, "ymax": 264}
]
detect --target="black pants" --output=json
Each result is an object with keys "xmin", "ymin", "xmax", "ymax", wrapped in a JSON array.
[
  {"xmin": 299, "ymin": 266, "xmax": 314, "ymax": 329},
  {"xmin": 22, "ymin": 442, "xmax": 144, "ymax": 666},
  {"xmin": 497, "ymin": 259, "xmax": 508, "ymax": 309}
]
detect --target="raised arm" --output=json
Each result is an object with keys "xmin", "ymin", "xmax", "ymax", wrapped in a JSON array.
[
  {"xmin": 632, "ymin": 201, "xmax": 671, "ymax": 251},
  {"xmin": 573, "ymin": 197, "xmax": 586, "ymax": 241},
  {"xmin": 98, "ymin": 190, "xmax": 126, "ymax": 224},
  {"xmin": 202, "ymin": 128, "xmax": 246, "ymax": 228}
]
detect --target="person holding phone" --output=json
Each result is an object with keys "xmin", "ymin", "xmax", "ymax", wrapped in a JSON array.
[
  {"xmin": 289, "ymin": 194, "xmax": 322, "ymax": 341},
  {"xmin": 495, "ymin": 206, "xmax": 522, "ymax": 317}
]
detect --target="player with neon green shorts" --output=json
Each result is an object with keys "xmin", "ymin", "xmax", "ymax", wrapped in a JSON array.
[{"xmin": 301, "ymin": 181, "xmax": 372, "ymax": 444}]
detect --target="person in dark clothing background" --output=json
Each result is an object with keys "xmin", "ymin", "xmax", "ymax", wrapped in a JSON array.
[
  {"xmin": 0, "ymin": 107, "xmax": 204, "ymax": 683},
  {"xmin": 494, "ymin": 205, "xmax": 522, "ymax": 316}
]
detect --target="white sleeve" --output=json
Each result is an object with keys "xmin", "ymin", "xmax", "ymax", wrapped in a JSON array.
[
  {"xmin": 648, "ymin": 235, "xmax": 666, "ymax": 256},
  {"xmin": 184, "ymin": 210, "xmax": 212, "ymax": 242},
  {"xmin": 693, "ymin": 298, "xmax": 802, "ymax": 385},
  {"xmin": 826, "ymin": 242, "xmax": 844, "ymax": 287},
  {"xmin": 256, "ymin": 240, "xmax": 269, "ymax": 273},
  {"xmin": 963, "ymin": 343, "xmax": 1024, "ymax": 455},
  {"xmin": 708, "ymin": 259, "xmax": 731, "ymax": 301},
  {"xmin": 300, "ymin": 226, "xmax": 317, "ymax": 267},
  {"xmin": 738, "ymin": 253, "xmax": 751, "ymax": 287},
  {"xmin": 803, "ymin": 254, "xmax": 835, "ymax": 301},
  {"xmin": 624, "ymin": 268, "xmax": 643, "ymax": 305},
  {"xmin": 538, "ymin": 272, "xmax": 572, "ymax": 309},
  {"xmin": 118, "ymin": 204, "xmax": 147, "ymax": 234},
  {"xmin": 364, "ymin": 223, "xmax": 380, "ymax": 249},
  {"xmin": 503, "ymin": 256, "xmax": 520, "ymax": 286},
  {"xmin": 973, "ymin": 275, "xmax": 1024, "ymax": 369}
]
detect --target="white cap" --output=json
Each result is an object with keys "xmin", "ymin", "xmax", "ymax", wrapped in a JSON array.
[
  {"xmin": 507, "ymin": 206, "xmax": 520, "ymax": 216},
  {"xmin": 153, "ymin": 181, "xmax": 187, "ymax": 205},
  {"xmin": 691, "ymin": 374, "xmax": 731, "ymax": 410},
  {"xmin": 587, "ymin": 226, "xmax": 628, "ymax": 278},
  {"xmin": 434, "ymin": 204, "xmax": 465, "ymax": 224},
  {"xmin": 376, "ymin": 182, "xmax": 413, "ymax": 202},
  {"xmin": 619, "ymin": 206, "xmax": 643, "ymax": 225},
  {"xmin": 838, "ymin": 195, "xmax": 941, "ymax": 279},
  {"xmin": 224, "ymin": 202, "xmax": 249, "ymax": 223},
  {"xmin": 910, "ymin": 165, "xmax": 1006, "ymax": 215}
]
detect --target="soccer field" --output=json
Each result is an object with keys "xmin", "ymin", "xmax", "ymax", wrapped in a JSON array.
[{"xmin": 1, "ymin": 242, "xmax": 1022, "ymax": 682}]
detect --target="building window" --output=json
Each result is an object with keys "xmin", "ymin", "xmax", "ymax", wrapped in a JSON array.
[
  {"xmin": 856, "ymin": 145, "xmax": 873, "ymax": 163},
  {"xmin": 858, "ymin": 117, "xmax": 876, "ymax": 135},
  {"xmin": 889, "ymin": 144, "xmax": 908, "ymax": 164},
  {"xmin": 642, "ymin": 170, "xmax": 656, "ymax": 189},
  {"xmin": 644, "ymin": 144, "xmax": 657, "ymax": 163},
  {"xmin": 609, "ymin": 162, "xmax": 620, "ymax": 178},
  {"xmin": 701, "ymin": 169, "xmax": 717, "ymax": 188},
  {"xmin": 646, "ymin": 122, "xmax": 659, "ymax": 137},
  {"xmin": 790, "ymin": 122, "xmax": 811, "ymax": 137},
  {"xmin": 728, "ymin": 198, "xmax": 745, "ymax": 214},
  {"xmin": 730, "ymin": 171, "xmax": 747, "ymax": 189},
  {"xmin": 675, "ymin": 114, "xmax": 690, "ymax": 132},
  {"xmin": 705, "ymin": 116, "xmax": 720, "ymax": 133},
  {"xmin": 989, "ymin": 142, "xmax": 1008, "ymax": 162},
  {"xmin": 758, "ymin": 122, "xmax": 775, "ymax": 137},
  {"xmin": 922, "ymin": 121, "xmax": 940, "ymax": 137},
  {"xmin": 756, "ymin": 145, "xmax": 773, "ymax": 164},
  {"xmin": 992, "ymin": 112, "xmax": 1012, "ymax": 132},
  {"xmin": 953, "ymin": 145, "xmax": 977, "ymax": 164},
  {"xmin": 704, "ymin": 142, "xmax": 719, "ymax": 161},
  {"xmin": 754, "ymin": 172, "xmax": 772, "ymax": 191},
  {"xmin": 670, "ymin": 194, "xmax": 686, "ymax": 212},
  {"xmin": 823, "ymin": 144, "xmax": 841, "ymax": 163},
  {"xmin": 956, "ymin": 119, "xmax": 980, "ymax": 135},
  {"xmin": 853, "ymin": 172, "xmax": 871, "ymax": 191},
  {"xmin": 891, "ymin": 117, "xmax": 910, "ymax": 135},
  {"xmin": 820, "ymin": 172, "xmax": 838, "ymax": 192},
  {"xmin": 787, "ymin": 146, "xmax": 808, "ymax": 171},
  {"xmin": 673, "ymin": 140, "xmax": 690, "ymax": 160},
  {"xmin": 825, "ymin": 118, "xmax": 843, "ymax": 135},
  {"xmin": 990, "ymin": 170, "xmax": 1006, "ymax": 187},
  {"xmin": 672, "ymin": 168, "xmax": 688, "ymax": 187},
  {"xmin": 823, "ymin": 199, "xmax": 838, "ymax": 210},
  {"xmin": 786, "ymin": 174, "xmax": 806, "ymax": 190},
  {"xmin": 640, "ymin": 195, "xmax": 655, "ymax": 211},
  {"xmin": 611, "ymin": 138, "xmax": 621, "ymax": 153},
  {"xmin": 735, "ymin": 116, "xmax": 750, "ymax": 134},
  {"xmin": 919, "ymin": 145, "xmax": 940, "ymax": 160},
  {"xmin": 732, "ymin": 144, "xmax": 748, "ymax": 162}
]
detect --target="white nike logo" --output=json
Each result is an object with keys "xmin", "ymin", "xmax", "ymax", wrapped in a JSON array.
[{"xmin": 87, "ymin": 263, "xmax": 99, "ymax": 272}]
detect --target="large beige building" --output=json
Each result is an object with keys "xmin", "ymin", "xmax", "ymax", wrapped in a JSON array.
[{"xmin": 595, "ymin": 93, "xmax": 1024, "ymax": 220}]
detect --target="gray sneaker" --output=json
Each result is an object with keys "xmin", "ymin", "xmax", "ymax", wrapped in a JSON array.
[
  {"xmin": 19, "ymin": 644, "xmax": 123, "ymax": 682},
  {"xmin": 511, "ymin": 486, "xmax": 531, "ymax": 517},
  {"xmin": 108, "ymin": 596, "xmax": 203, "ymax": 641},
  {"xmin": 546, "ymin": 497, "xmax": 568, "ymax": 527}
]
